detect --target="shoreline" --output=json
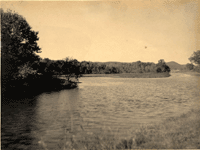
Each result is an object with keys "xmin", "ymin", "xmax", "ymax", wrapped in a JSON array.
[
  {"xmin": 81, "ymin": 72, "xmax": 171, "ymax": 78},
  {"xmin": 2, "ymin": 76, "xmax": 78, "ymax": 100}
]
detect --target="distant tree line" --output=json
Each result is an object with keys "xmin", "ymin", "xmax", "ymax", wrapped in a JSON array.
[
  {"xmin": 78, "ymin": 59, "xmax": 170, "ymax": 74},
  {"xmin": 29, "ymin": 58, "xmax": 170, "ymax": 78}
]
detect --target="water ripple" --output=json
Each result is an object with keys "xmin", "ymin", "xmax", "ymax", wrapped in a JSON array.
[{"xmin": 2, "ymin": 74, "xmax": 200, "ymax": 149}]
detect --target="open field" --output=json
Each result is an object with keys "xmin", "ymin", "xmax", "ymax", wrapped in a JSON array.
[{"xmin": 82, "ymin": 72, "xmax": 171, "ymax": 78}]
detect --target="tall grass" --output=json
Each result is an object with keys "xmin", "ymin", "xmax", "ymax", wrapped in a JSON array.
[
  {"xmin": 39, "ymin": 108, "xmax": 200, "ymax": 149},
  {"xmin": 39, "ymin": 125, "xmax": 122, "ymax": 150}
]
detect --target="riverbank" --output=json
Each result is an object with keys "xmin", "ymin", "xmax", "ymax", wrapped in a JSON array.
[
  {"xmin": 82, "ymin": 72, "xmax": 171, "ymax": 78},
  {"xmin": 2, "ymin": 76, "xmax": 78, "ymax": 100},
  {"xmin": 116, "ymin": 108, "xmax": 200, "ymax": 149},
  {"xmin": 38, "ymin": 108, "xmax": 200, "ymax": 149}
]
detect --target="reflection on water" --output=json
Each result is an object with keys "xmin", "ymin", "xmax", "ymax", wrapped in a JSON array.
[
  {"xmin": 2, "ymin": 98, "xmax": 38, "ymax": 150},
  {"xmin": 2, "ymin": 73, "xmax": 200, "ymax": 149}
]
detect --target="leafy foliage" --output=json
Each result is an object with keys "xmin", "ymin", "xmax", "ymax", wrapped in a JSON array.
[
  {"xmin": 156, "ymin": 59, "xmax": 170, "ymax": 73},
  {"xmin": 192, "ymin": 65, "xmax": 200, "ymax": 73},
  {"xmin": 189, "ymin": 50, "xmax": 200, "ymax": 65},
  {"xmin": 18, "ymin": 63, "xmax": 37, "ymax": 79},
  {"xmin": 186, "ymin": 63, "xmax": 194, "ymax": 70},
  {"xmin": 78, "ymin": 59, "xmax": 170, "ymax": 74},
  {"xmin": 35, "ymin": 57, "xmax": 81, "ymax": 81},
  {"xmin": 1, "ymin": 9, "xmax": 41, "ymax": 81}
]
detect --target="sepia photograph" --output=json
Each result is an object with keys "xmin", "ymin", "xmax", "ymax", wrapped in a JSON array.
[{"xmin": 1, "ymin": 0, "xmax": 200, "ymax": 149}]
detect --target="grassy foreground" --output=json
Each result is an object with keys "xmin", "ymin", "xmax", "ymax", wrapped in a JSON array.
[
  {"xmin": 117, "ymin": 108, "xmax": 200, "ymax": 149},
  {"xmin": 39, "ymin": 108, "xmax": 200, "ymax": 149},
  {"xmin": 82, "ymin": 72, "xmax": 170, "ymax": 78}
]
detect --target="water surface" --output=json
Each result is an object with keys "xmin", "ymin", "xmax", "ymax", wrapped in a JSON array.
[{"xmin": 2, "ymin": 73, "xmax": 200, "ymax": 149}]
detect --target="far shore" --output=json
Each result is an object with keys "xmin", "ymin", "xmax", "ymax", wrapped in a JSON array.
[
  {"xmin": 81, "ymin": 72, "xmax": 171, "ymax": 78},
  {"xmin": 177, "ymin": 71, "xmax": 200, "ymax": 76},
  {"xmin": 81, "ymin": 71, "xmax": 200, "ymax": 78}
]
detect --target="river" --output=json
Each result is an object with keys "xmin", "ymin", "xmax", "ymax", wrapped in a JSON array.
[{"xmin": 1, "ymin": 73, "xmax": 200, "ymax": 150}]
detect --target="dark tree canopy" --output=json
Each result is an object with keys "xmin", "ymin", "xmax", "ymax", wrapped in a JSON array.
[
  {"xmin": 1, "ymin": 9, "xmax": 41, "ymax": 80},
  {"xmin": 189, "ymin": 50, "xmax": 200, "ymax": 65},
  {"xmin": 156, "ymin": 59, "xmax": 170, "ymax": 73},
  {"xmin": 186, "ymin": 63, "xmax": 194, "ymax": 70}
]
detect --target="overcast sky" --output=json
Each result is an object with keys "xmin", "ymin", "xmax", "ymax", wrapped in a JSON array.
[{"xmin": 2, "ymin": 0, "xmax": 200, "ymax": 64}]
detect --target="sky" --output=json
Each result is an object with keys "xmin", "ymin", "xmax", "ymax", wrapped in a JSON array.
[{"xmin": 1, "ymin": 0, "xmax": 200, "ymax": 64}]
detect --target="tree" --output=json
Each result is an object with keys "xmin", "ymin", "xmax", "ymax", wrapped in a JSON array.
[
  {"xmin": 1, "ymin": 9, "xmax": 41, "ymax": 82},
  {"xmin": 193, "ymin": 65, "xmax": 200, "ymax": 73},
  {"xmin": 189, "ymin": 50, "xmax": 200, "ymax": 65},
  {"xmin": 63, "ymin": 58, "xmax": 81, "ymax": 81},
  {"xmin": 18, "ymin": 63, "xmax": 37, "ymax": 79},
  {"xmin": 156, "ymin": 59, "xmax": 170, "ymax": 73},
  {"xmin": 156, "ymin": 67, "xmax": 162, "ymax": 73},
  {"xmin": 186, "ymin": 63, "xmax": 194, "ymax": 70}
]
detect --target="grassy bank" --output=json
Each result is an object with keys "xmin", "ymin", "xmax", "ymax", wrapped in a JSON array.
[
  {"xmin": 82, "ymin": 72, "xmax": 171, "ymax": 78},
  {"xmin": 39, "ymin": 108, "xmax": 200, "ymax": 149},
  {"xmin": 117, "ymin": 108, "xmax": 200, "ymax": 149}
]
